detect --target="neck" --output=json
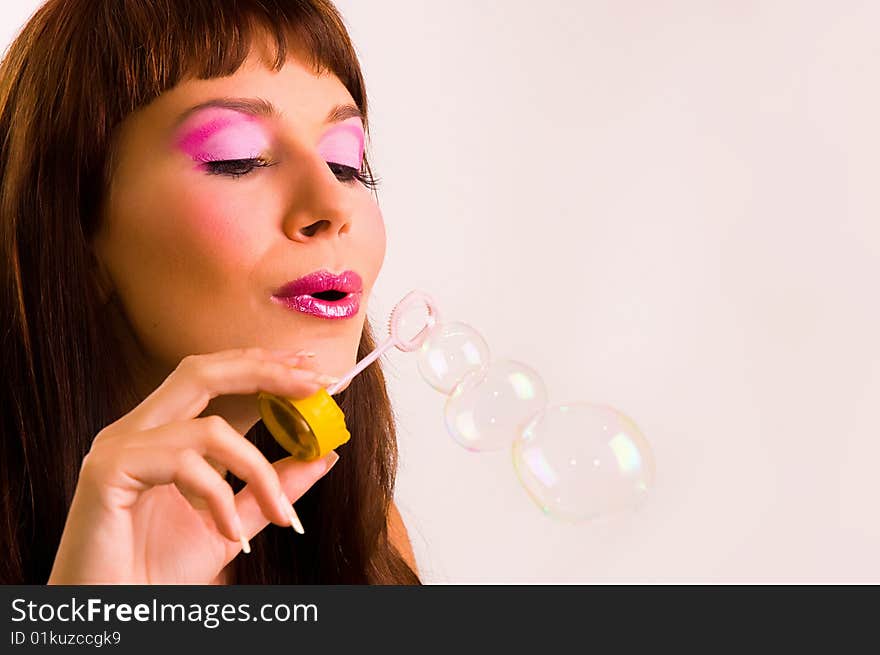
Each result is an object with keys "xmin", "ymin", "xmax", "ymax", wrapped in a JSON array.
[{"xmin": 106, "ymin": 293, "xmax": 262, "ymax": 479}]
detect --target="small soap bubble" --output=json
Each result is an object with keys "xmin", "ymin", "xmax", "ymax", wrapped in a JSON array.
[
  {"xmin": 417, "ymin": 321, "xmax": 490, "ymax": 394},
  {"xmin": 444, "ymin": 359, "xmax": 548, "ymax": 451},
  {"xmin": 512, "ymin": 403, "xmax": 655, "ymax": 521}
]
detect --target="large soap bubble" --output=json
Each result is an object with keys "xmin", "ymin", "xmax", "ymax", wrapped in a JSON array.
[
  {"xmin": 512, "ymin": 403, "xmax": 655, "ymax": 521},
  {"xmin": 444, "ymin": 359, "xmax": 547, "ymax": 451}
]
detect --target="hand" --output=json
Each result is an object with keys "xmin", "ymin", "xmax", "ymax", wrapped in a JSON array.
[{"xmin": 47, "ymin": 347, "xmax": 339, "ymax": 584}]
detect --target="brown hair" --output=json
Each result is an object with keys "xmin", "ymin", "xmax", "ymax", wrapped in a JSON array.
[{"xmin": 0, "ymin": 0, "xmax": 419, "ymax": 584}]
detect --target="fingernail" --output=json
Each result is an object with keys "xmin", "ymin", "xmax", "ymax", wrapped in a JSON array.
[
  {"xmin": 289, "ymin": 505, "xmax": 305, "ymax": 535},
  {"xmin": 294, "ymin": 350, "xmax": 317, "ymax": 358},
  {"xmin": 315, "ymin": 374, "xmax": 340, "ymax": 385},
  {"xmin": 233, "ymin": 512, "xmax": 251, "ymax": 554},
  {"xmin": 323, "ymin": 451, "xmax": 340, "ymax": 474},
  {"xmin": 279, "ymin": 492, "xmax": 305, "ymax": 535}
]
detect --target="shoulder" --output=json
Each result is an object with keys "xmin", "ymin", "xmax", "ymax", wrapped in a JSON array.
[{"xmin": 387, "ymin": 500, "xmax": 418, "ymax": 574}]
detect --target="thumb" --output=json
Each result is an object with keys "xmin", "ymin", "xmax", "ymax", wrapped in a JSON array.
[{"xmin": 235, "ymin": 451, "xmax": 339, "ymax": 541}]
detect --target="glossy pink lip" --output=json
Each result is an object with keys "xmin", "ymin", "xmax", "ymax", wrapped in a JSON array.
[
  {"xmin": 273, "ymin": 270, "xmax": 363, "ymax": 297},
  {"xmin": 271, "ymin": 270, "xmax": 363, "ymax": 320}
]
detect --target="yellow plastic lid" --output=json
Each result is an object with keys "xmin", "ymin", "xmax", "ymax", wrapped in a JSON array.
[{"xmin": 257, "ymin": 388, "xmax": 350, "ymax": 461}]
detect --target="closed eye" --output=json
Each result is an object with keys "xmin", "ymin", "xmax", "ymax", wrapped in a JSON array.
[
  {"xmin": 200, "ymin": 157, "xmax": 380, "ymax": 189},
  {"xmin": 327, "ymin": 162, "xmax": 379, "ymax": 189},
  {"xmin": 199, "ymin": 156, "xmax": 275, "ymax": 179}
]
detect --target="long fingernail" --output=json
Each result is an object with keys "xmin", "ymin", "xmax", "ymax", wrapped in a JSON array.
[
  {"xmin": 279, "ymin": 492, "xmax": 305, "ymax": 535},
  {"xmin": 289, "ymin": 505, "xmax": 305, "ymax": 535},
  {"xmin": 233, "ymin": 512, "xmax": 251, "ymax": 554},
  {"xmin": 323, "ymin": 451, "xmax": 340, "ymax": 473}
]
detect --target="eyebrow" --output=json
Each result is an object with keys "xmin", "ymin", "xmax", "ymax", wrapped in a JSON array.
[{"xmin": 174, "ymin": 97, "xmax": 363, "ymax": 128}]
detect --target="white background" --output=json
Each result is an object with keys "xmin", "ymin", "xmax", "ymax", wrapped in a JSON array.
[{"xmin": 4, "ymin": 1, "xmax": 878, "ymax": 582}]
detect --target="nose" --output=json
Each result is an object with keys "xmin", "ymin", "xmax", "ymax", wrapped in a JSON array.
[{"xmin": 282, "ymin": 152, "xmax": 354, "ymax": 242}]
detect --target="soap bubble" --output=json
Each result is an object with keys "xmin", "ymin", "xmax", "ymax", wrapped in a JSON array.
[
  {"xmin": 444, "ymin": 359, "xmax": 547, "ymax": 451},
  {"xmin": 417, "ymin": 321, "xmax": 490, "ymax": 394},
  {"xmin": 512, "ymin": 403, "xmax": 655, "ymax": 521}
]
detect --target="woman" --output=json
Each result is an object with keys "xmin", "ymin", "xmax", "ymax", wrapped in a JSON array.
[{"xmin": 0, "ymin": 0, "xmax": 420, "ymax": 584}]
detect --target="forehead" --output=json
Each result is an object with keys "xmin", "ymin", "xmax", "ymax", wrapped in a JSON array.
[
  {"xmin": 170, "ymin": 49, "xmax": 355, "ymax": 128},
  {"xmin": 113, "ymin": 41, "xmax": 357, "ymax": 159}
]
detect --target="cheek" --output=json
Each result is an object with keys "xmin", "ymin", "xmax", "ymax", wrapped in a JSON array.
[
  {"xmin": 129, "ymin": 190, "xmax": 263, "ymax": 300},
  {"xmin": 359, "ymin": 200, "xmax": 387, "ymax": 278},
  {"xmin": 103, "ymin": 183, "xmax": 270, "ymax": 364},
  {"xmin": 178, "ymin": 192, "xmax": 264, "ymax": 265}
]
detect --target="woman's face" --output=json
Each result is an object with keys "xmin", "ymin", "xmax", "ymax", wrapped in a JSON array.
[{"xmin": 93, "ymin": 44, "xmax": 385, "ymax": 397}]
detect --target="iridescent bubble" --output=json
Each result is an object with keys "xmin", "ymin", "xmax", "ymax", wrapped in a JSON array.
[
  {"xmin": 417, "ymin": 321, "xmax": 490, "ymax": 394},
  {"xmin": 444, "ymin": 359, "xmax": 548, "ymax": 451},
  {"xmin": 512, "ymin": 403, "xmax": 655, "ymax": 521}
]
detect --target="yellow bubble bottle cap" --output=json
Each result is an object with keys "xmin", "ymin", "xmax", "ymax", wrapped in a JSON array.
[{"xmin": 257, "ymin": 388, "xmax": 350, "ymax": 461}]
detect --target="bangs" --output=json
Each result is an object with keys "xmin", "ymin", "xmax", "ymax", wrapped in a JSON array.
[
  {"xmin": 0, "ymin": 0, "xmax": 373, "ymax": 243},
  {"xmin": 101, "ymin": 0, "xmax": 367, "ymax": 126}
]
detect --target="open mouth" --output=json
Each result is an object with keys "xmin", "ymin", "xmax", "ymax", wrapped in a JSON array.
[
  {"xmin": 309, "ymin": 290, "xmax": 348, "ymax": 301},
  {"xmin": 273, "ymin": 286, "xmax": 361, "ymax": 319}
]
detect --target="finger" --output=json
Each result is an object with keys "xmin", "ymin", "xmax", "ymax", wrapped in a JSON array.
[
  {"xmin": 171, "ymin": 449, "xmax": 241, "ymax": 543},
  {"xmin": 190, "ymin": 416, "xmax": 294, "ymax": 528},
  {"xmin": 226, "ymin": 347, "xmax": 321, "ymax": 374},
  {"xmin": 86, "ymin": 416, "xmax": 296, "ymax": 530},
  {"xmin": 87, "ymin": 438, "xmax": 256, "ymax": 558},
  {"xmin": 212, "ymin": 346, "xmax": 316, "ymax": 363},
  {"xmin": 224, "ymin": 349, "xmax": 320, "ymax": 380},
  {"xmin": 120, "ymin": 353, "xmax": 336, "ymax": 433},
  {"xmin": 79, "ymin": 441, "xmax": 212, "ymax": 515},
  {"xmin": 120, "ymin": 415, "xmax": 290, "ymax": 525},
  {"xmin": 234, "ymin": 451, "xmax": 339, "ymax": 542}
]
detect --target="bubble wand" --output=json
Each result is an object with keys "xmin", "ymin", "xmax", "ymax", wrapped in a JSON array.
[
  {"xmin": 258, "ymin": 289, "xmax": 656, "ymax": 522},
  {"xmin": 257, "ymin": 290, "xmax": 441, "ymax": 460}
]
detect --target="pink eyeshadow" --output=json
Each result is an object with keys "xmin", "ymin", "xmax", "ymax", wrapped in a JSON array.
[
  {"xmin": 175, "ymin": 109, "xmax": 270, "ymax": 160},
  {"xmin": 317, "ymin": 117, "xmax": 365, "ymax": 169}
]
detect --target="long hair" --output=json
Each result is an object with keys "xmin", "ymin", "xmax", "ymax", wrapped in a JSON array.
[{"xmin": 0, "ymin": 0, "xmax": 419, "ymax": 584}]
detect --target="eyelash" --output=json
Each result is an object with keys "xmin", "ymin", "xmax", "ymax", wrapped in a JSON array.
[{"xmin": 199, "ymin": 156, "xmax": 379, "ymax": 189}]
